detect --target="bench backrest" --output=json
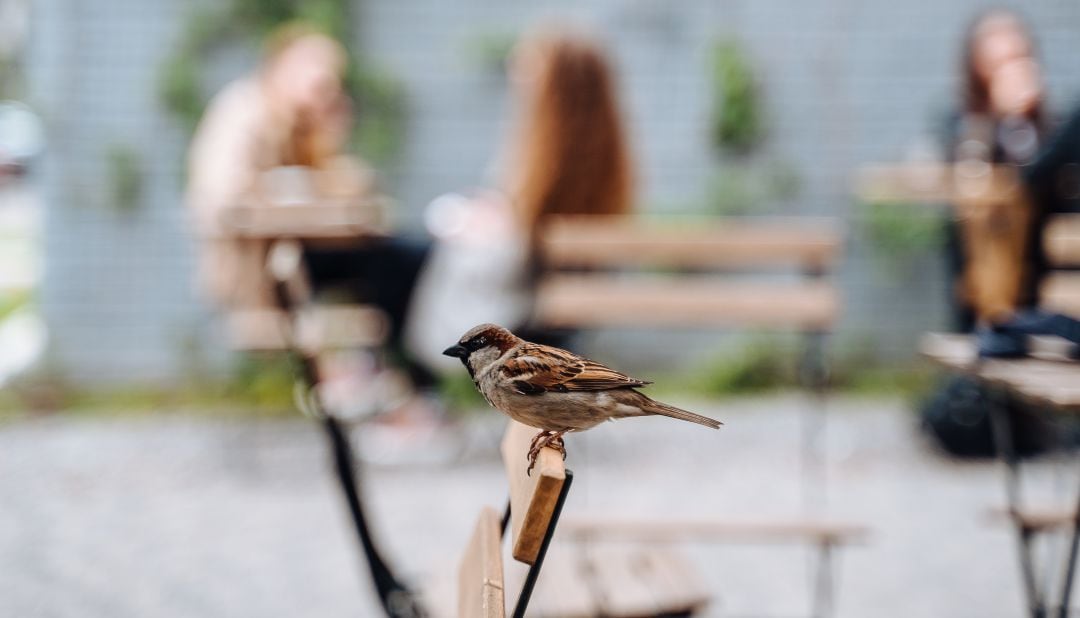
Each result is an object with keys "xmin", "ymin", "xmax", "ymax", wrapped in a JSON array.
[
  {"xmin": 1043, "ymin": 214, "xmax": 1080, "ymax": 316},
  {"xmin": 534, "ymin": 215, "xmax": 843, "ymax": 332},
  {"xmin": 541, "ymin": 215, "xmax": 841, "ymax": 271},
  {"xmin": 458, "ymin": 506, "xmax": 505, "ymax": 618},
  {"xmin": 225, "ymin": 240, "xmax": 388, "ymax": 353}
]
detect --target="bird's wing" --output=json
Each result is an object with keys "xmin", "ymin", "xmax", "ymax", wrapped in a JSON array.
[{"xmin": 500, "ymin": 342, "xmax": 651, "ymax": 394}]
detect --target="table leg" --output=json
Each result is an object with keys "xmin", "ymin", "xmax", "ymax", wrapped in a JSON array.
[{"xmin": 988, "ymin": 390, "xmax": 1045, "ymax": 617}]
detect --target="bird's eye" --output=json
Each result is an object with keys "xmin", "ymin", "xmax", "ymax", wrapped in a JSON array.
[{"xmin": 477, "ymin": 337, "xmax": 487, "ymax": 346}]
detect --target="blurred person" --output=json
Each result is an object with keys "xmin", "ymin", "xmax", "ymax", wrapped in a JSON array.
[
  {"xmin": 187, "ymin": 23, "xmax": 436, "ymax": 395},
  {"xmin": 406, "ymin": 22, "xmax": 634, "ymax": 372},
  {"xmin": 941, "ymin": 8, "xmax": 1049, "ymax": 332},
  {"xmin": 188, "ymin": 23, "xmax": 362, "ymax": 308},
  {"xmin": 923, "ymin": 10, "xmax": 1059, "ymax": 458}
]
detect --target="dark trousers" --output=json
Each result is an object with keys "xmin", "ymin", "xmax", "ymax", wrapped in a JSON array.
[{"xmin": 303, "ymin": 236, "xmax": 436, "ymax": 388}]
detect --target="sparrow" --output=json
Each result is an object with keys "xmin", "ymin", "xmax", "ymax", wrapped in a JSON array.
[{"xmin": 443, "ymin": 323, "xmax": 722, "ymax": 473}]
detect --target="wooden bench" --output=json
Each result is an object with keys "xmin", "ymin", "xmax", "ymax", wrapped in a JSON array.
[
  {"xmin": 529, "ymin": 214, "xmax": 859, "ymax": 618},
  {"xmin": 458, "ymin": 420, "xmax": 709, "ymax": 618},
  {"xmin": 535, "ymin": 215, "xmax": 841, "ymax": 330},
  {"xmin": 921, "ymin": 333, "xmax": 1080, "ymax": 618}
]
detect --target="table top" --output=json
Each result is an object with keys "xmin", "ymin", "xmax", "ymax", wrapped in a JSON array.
[
  {"xmin": 220, "ymin": 198, "xmax": 388, "ymax": 241},
  {"xmin": 920, "ymin": 332, "xmax": 1080, "ymax": 412}
]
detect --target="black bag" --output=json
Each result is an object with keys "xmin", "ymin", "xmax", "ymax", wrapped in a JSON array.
[{"xmin": 920, "ymin": 374, "xmax": 1055, "ymax": 458}]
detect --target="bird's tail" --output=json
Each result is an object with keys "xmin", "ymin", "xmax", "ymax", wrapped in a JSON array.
[{"xmin": 643, "ymin": 399, "xmax": 723, "ymax": 429}]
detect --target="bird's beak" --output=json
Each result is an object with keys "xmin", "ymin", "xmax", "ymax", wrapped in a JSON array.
[{"xmin": 442, "ymin": 344, "xmax": 467, "ymax": 358}]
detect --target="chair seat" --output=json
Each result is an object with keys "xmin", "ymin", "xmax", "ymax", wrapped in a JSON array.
[{"xmin": 520, "ymin": 543, "xmax": 710, "ymax": 618}]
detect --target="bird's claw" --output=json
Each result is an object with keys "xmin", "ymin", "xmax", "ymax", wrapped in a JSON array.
[{"xmin": 525, "ymin": 431, "xmax": 567, "ymax": 475}]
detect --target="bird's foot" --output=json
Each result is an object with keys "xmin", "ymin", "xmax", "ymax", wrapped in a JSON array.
[{"xmin": 526, "ymin": 430, "xmax": 567, "ymax": 476}]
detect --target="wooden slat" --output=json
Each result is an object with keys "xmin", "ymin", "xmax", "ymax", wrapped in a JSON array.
[
  {"xmin": 540, "ymin": 215, "xmax": 842, "ymax": 271},
  {"xmin": 535, "ymin": 276, "xmax": 839, "ymax": 330},
  {"xmin": 221, "ymin": 201, "xmax": 385, "ymax": 240},
  {"xmin": 458, "ymin": 506, "xmax": 505, "ymax": 618},
  {"xmin": 920, "ymin": 333, "xmax": 1080, "ymax": 411},
  {"xmin": 1042, "ymin": 273, "xmax": 1080, "ymax": 315},
  {"xmin": 581, "ymin": 546, "xmax": 711, "ymax": 617},
  {"xmin": 561, "ymin": 518, "xmax": 870, "ymax": 545},
  {"xmin": 501, "ymin": 421, "xmax": 567, "ymax": 565},
  {"xmin": 1045, "ymin": 215, "xmax": 1080, "ymax": 267},
  {"xmin": 521, "ymin": 546, "xmax": 599, "ymax": 617},
  {"xmin": 227, "ymin": 306, "xmax": 388, "ymax": 352},
  {"xmin": 988, "ymin": 507, "xmax": 1079, "ymax": 533}
]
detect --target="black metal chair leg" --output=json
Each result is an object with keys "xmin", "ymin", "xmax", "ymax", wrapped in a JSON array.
[
  {"xmin": 1055, "ymin": 465, "xmax": 1080, "ymax": 618},
  {"xmin": 988, "ymin": 389, "xmax": 1045, "ymax": 618},
  {"xmin": 508, "ymin": 469, "xmax": 574, "ymax": 618},
  {"xmin": 322, "ymin": 414, "xmax": 428, "ymax": 618}
]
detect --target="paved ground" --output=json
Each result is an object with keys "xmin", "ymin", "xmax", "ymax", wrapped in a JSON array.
[{"xmin": 2, "ymin": 395, "xmax": 1078, "ymax": 617}]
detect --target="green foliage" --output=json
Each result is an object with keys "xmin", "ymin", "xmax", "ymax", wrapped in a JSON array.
[
  {"xmin": 349, "ymin": 64, "xmax": 409, "ymax": 165},
  {"xmin": 159, "ymin": 9, "xmax": 235, "ymax": 132},
  {"xmin": 686, "ymin": 338, "xmax": 798, "ymax": 396},
  {"xmin": 158, "ymin": 0, "xmax": 408, "ymax": 165},
  {"xmin": 0, "ymin": 354, "xmax": 300, "ymax": 416},
  {"xmin": 106, "ymin": 143, "xmax": 143, "ymax": 213},
  {"xmin": 0, "ymin": 288, "xmax": 31, "ymax": 323},
  {"xmin": 463, "ymin": 31, "xmax": 518, "ymax": 74},
  {"xmin": 711, "ymin": 39, "xmax": 765, "ymax": 154},
  {"xmin": 704, "ymin": 160, "xmax": 801, "ymax": 216},
  {"xmin": 859, "ymin": 202, "xmax": 944, "ymax": 264}
]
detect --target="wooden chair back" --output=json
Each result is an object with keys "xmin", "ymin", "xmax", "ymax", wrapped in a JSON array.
[
  {"xmin": 1042, "ymin": 214, "xmax": 1080, "ymax": 316},
  {"xmin": 534, "ymin": 215, "xmax": 842, "ymax": 332},
  {"xmin": 458, "ymin": 506, "xmax": 506, "ymax": 618},
  {"xmin": 500, "ymin": 420, "xmax": 569, "ymax": 565}
]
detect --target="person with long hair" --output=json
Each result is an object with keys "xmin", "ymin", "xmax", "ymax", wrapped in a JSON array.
[
  {"xmin": 504, "ymin": 24, "xmax": 634, "ymax": 241},
  {"xmin": 942, "ymin": 8, "xmax": 1049, "ymax": 332},
  {"xmin": 406, "ymin": 22, "xmax": 636, "ymax": 371}
]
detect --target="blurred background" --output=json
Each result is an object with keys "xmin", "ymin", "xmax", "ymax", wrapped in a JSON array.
[{"xmin": 5, "ymin": 1, "xmax": 1080, "ymax": 617}]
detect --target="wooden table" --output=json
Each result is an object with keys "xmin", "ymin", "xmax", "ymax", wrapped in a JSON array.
[
  {"xmin": 221, "ymin": 198, "xmax": 388, "ymax": 244},
  {"xmin": 921, "ymin": 333, "xmax": 1080, "ymax": 618},
  {"xmin": 216, "ymin": 199, "xmax": 391, "ymax": 352}
]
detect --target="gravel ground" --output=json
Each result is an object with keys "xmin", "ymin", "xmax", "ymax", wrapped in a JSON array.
[{"xmin": 2, "ymin": 395, "xmax": 1077, "ymax": 617}]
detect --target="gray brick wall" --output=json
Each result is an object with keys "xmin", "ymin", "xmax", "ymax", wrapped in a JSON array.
[{"xmin": 26, "ymin": 0, "xmax": 1080, "ymax": 383}]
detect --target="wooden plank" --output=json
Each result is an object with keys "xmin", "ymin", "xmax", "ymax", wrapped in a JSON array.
[
  {"xmin": 1045, "ymin": 215, "xmax": 1080, "ymax": 267},
  {"xmin": 560, "ymin": 518, "xmax": 870, "ymax": 545},
  {"xmin": 1042, "ymin": 273, "xmax": 1080, "ymax": 315},
  {"xmin": 535, "ymin": 276, "xmax": 839, "ymax": 330},
  {"xmin": 221, "ymin": 200, "xmax": 386, "ymax": 240},
  {"xmin": 581, "ymin": 546, "xmax": 711, "ymax": 616},
  {"xmin": 501, "ymin": 420, "xmax": 567, "ymax": 565},
  {"xmin": 920, "ymin": 333, "xmax": 1080, "ymax": 411},
  {"xmin": 540, "ymin": 215, "xmax": 842, "ymax": 271},
  {"xmin": 226, "ymin": 306, "xmax": 388, "ymax": 352},
  {"xmin": 987, "ymin": 507, "xmax": 1078, "ymax": 532},
  {"xmin": 521, "ymin": 546, "xmax": 600, "ymax": 618},
  {"xmin": 458, "ymin": 506, "xmax": 505, "ymax": 618}
]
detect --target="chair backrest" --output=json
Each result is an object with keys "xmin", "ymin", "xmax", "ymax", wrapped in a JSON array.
[
  {"xmin": 534, "ymin": 215, "xmax": 843, "ymax": 332},
  {"xmin": 458, "ymin": 506, "xmax": 505, "ymax": 618},
  {"xmin": 1043, "ymin": 214, "xmax": 1080, "ymax": 316},
  {"xmin": 500, "ymin": 420, "xmax": 568, "ymax": 565},
  {"xmin": 226, "ymin": 240, "xmax": 388, "ymax": 354},
  {"xmin": 540, "ymin": 215, "xmax": 841, "ymax": 272}
]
